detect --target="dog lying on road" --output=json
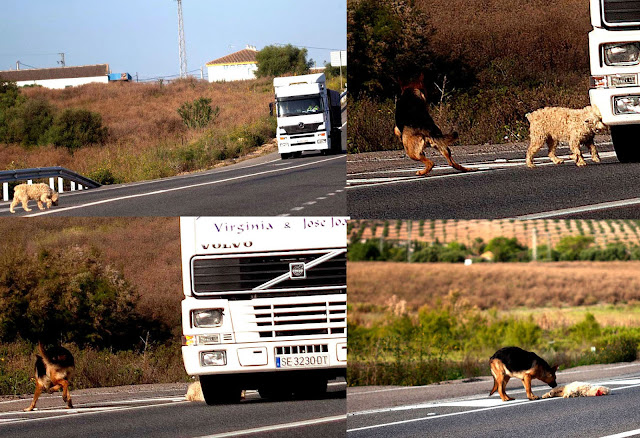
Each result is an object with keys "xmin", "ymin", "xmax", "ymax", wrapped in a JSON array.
[
  {"xmin": 394, "ymin": 75, "xmax": 470, "ymax": 176},
  {"xmin": 24, "ymin": 342, "xmax": 74, "ymax": 411},
  {"xmin": 542, "ymin": 381, "xmax": 610, "ymax": 398},
  {"xmin": 489, "ymin": 346, "xmax": 558, "ymax": 401},
  {"xmin": 10, "ymin": 183, "xmax": 59, "ymax": 213}
]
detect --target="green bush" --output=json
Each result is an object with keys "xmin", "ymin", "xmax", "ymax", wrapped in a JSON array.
[
  {"xmin": 47, "ymin": 108, "xmax": 108, "ymax": 151},
  {"xmin": 177, "ymin": 97, "xmax": 220, "ymax": 129},
  {"xmin": 0, "ymin": 244, "xmax": 168, "ymax": 350},
  {"xmin": 6, "ymin": 98, "xmax": 55, "ymax": 146},
  {"xmin": 595, "ymin": 334, "xmax": 638, "ymax": 363}
]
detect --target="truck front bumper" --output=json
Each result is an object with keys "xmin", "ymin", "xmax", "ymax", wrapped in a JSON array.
[
  {"xmin": 278, "ymin": 134, "xmax": 330, "ymax": 153},
  {"xmin": 590, "ymin": 87, "xmax": 640, "ymax": 125},
  {"xmin": 182, "ymin": 338, "xmax": 347, "ymax": 376}
]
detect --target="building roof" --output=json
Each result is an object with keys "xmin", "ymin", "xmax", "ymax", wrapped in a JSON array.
[
  {"xmin": 0, "ymin": 64, "xmax": 109, "ymax": 82},
  {"xmin": 206, "ymin": 47, "xmax": 258, "ymax": 66}
]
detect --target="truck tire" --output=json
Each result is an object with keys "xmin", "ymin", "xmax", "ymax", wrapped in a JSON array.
[
  {"xmin": 280, "ymin": 153, "xmax": 290, "ymax": 160},
  {"xmin": 611, "ymin": 125, "xmax": 640, "ymax": 163},
  {"xmin": 199, "ymin": 375, "xmax": 243, "ymax": 405}
]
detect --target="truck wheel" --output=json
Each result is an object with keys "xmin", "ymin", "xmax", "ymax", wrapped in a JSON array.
[
  {"xmin": 199, "ymin": 375, "xmax": 243, "ymax": 405},
  {"xmin": 611, "ymin": 125, "xmax": 640, "ymax": 163},
  {"xmin": 294, "ymin": 378, "xmax": 328, "ymax": 399},
  {"xmin": 280, "ymin": 153, "xmax": 290, "ymax": 160}
]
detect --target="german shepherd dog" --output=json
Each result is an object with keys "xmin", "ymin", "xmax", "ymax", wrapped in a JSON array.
[
  {"xmin": 24, "ymin": 342, "xmax": 75, "ymax": 411},
  {"xmin": 394, "ymin": 75, "xmax": 471, "ymax": 176},
  {"xmin": 489, "ymin": 346, "xmax": 558, "ymax": 401}
]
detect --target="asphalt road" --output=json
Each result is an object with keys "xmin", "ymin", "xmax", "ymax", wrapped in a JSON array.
[
  {"xmin": 0, "ymin": 381, "xmax": 346, "ymax": 438},
  {"xmin": 0, "ymin": 152, "xmax": 346, "ymax": 217},
  {"xmin": 347, "ymin": 140, "xmax": 640, "ymax": 219},
  {"xmin": 347, "ymin": 361, "xmax": 640, "ymax": 438}
]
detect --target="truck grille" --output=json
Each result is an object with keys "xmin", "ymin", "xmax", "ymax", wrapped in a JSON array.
[
  {"xmin": 254, "ymin": 299, "xmax": 346, "ymax": 338},
  {"xmin": 282, "ymin": 122, "xmax": 322, "ymax": 135},
  {"xmin": 603, "ymin": 0, "xmax": 640, "ymax": 26},
  {"xmin": 192, "ymin": 250, "xmax": 346, "ymax": 298}
]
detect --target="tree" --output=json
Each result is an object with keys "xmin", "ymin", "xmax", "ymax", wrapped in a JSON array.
[
  {"xmin": 255, "ymin": 45, "xmax": 312, "ymax": 77},
  {"xmin": 347, "ymin": 0, "xmax": 473, "ymax": 98}
]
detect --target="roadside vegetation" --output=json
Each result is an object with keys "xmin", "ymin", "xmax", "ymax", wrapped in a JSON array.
[
  {"xmin": 0, "ymin": 78, "xmax": 277, "ymax": 184},
  {"xmin": 0, "ymin": 218, "xmax": 185, "ymax": 396},
  {"xmin": 348, "ymin": 261, "xmax": 640, "ymax": 386},
  {"xmin": 347, "ymin": 0, "xmax": 592, "ymax": 153},
  {"xmin": 348, "ymin": 218, "xmax": 640, "ymax": 387}
]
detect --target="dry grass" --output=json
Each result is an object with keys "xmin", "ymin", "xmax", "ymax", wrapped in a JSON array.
[
  {"xmin": 0, "ymin": 218, "xmax": 182, "ymax": 330},
  {"xmin": 348, "ymin": 261, "xmax": 640, "ymax": 311},
  {"xmin": 0, "ymin": 78, "xmax": 275, "ymax": 182}
]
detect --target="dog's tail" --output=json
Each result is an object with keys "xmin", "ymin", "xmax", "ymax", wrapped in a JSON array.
[{"xmin": 37, "ymin": 341, "xmax": 51, "ymax": 367}]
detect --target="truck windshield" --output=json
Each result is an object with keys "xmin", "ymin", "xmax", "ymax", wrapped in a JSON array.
[{"xmin": 277, "ymin": 96, "xmax": 323, "ymax": 117}]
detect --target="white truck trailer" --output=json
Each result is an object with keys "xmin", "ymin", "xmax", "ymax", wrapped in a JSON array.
[
  {"xmin": 180, "ymin": 217, "xmax": 347, "ymax": 404},
  {"xmin": 589, "ymin": 0, "xmax": 640, "ymax": 161},
  {"xmin": 273, "ymin": 73, "xmax": 343, "ymax": 159}
]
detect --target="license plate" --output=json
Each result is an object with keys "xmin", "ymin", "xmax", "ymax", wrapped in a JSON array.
[{"xmin": 276, "ymin": 354, "xmax": 329, "ymax": 368}]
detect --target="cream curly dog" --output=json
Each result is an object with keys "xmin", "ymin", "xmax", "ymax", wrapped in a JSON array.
[
  {"xmin": 542, "ymin": 381, "xmax": 610, "ymax": 398},
  {"xmin": 10, "ymin": 183, "xmax": 59, "ymax": 213},
  {"xmin": 526, "ymin": 105, "xmax": 605, "ymax": 168}
]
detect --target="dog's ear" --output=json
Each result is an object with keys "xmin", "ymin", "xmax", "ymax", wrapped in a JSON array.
[{"xmin": 551, "ymin": 365, "xmax": 558, "ymax": 373}]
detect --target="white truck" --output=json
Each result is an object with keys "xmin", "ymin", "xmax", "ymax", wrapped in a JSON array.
[
  {"xmin": 180, "ymin": 216, "xmax": 348, "ymax": 404},
  {"xmin": 589, "ymin": 0, "xmax": 640, "ymax": 161},
  {"xmin": 273, "ymin": 73, "xmax": 343, "ymax": 159}
]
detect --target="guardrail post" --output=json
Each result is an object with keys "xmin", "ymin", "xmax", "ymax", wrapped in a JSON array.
[
  {"xmin": 78, "ymin": 184, "xmax": 83, "ymax": 191},
  {"xmin": 58, "ymin": 177, "xmax": 63, "ymax": 193},
  {"xmin": 27, "ymin": 179, "xmax": 32, "ymax": 185},
  {"xmin": 49, "ymin": 177, "xmax": 55, "ymax": 190},
  {"xmin": 2, "ymin": 183, "xmax": 7, "ymax": 202},
  {"xmin": 70, "ymin": 181, "xmax": 76, "ymax": 191}
]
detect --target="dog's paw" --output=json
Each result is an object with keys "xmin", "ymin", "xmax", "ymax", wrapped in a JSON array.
[
  {"xmin": 592, "ymin": 155, "xmax": 601, "ymax": 163},
  {"xmin": 528, "ymin": 395, "xmax": 540, "ymax": 400},
  {"xmin": 23, "ymin": 406, "xmax": 34, "ymax": 412}
]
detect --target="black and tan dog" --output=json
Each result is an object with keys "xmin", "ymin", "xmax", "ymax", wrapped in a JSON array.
[
  {"xmin": 394, "ymin": 75, "xmax": 471, "ymax": 176},
  {"xmin": 24, "ymin": 342, "xmax": 75, "ymax": 411},
  {"xmin": 489, "ymin": 346, "xmax": 558, "ymax": 401}
]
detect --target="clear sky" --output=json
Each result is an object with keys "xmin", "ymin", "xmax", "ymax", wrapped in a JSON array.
[{"xmin": 1, "ymin": 0, "xmax": 346, "ymax": 81}]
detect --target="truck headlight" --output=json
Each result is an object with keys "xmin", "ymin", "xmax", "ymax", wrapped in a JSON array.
[
  {"xmin": 604, "ymin": 43, "xmax": 640, "ymax": 66},
  {"xmin": 614, "ymin": 96, "xmax": 640, "ymax": 114},
  {"xmin": 192, "ymin": 309, "xmax": 223, "ymax": 328},
  {"xmin": 201, "ymin": 351, "xmax": 226, "ymax": 366}
]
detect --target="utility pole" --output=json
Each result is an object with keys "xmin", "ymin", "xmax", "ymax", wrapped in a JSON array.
[
  {"xmin": 58, "ymin": 52, "xmax": 65, "ymax": 67},
  {"xmin": 16, "ymin": 61, "xmax": 19, "ymax": 71},
  {"xmin": 532, "ymin": 228, "xmax": 538, "ymax": 262},
  {"xmin": 177, "ymin": 0, "xmax": 188, "ymax": 78}
]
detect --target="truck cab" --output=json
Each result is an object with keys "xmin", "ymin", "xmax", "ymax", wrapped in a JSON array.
[
  {"xmin": 274, "ymin": 73, "xmax": 343, "ymax": 159},
  {"xmin": 589, "ymin": 0, "xmax": 640, "ymax": 161},
  {"xmin": 180, "ymin": 217, "xmax": 347, "ymax": 404}
]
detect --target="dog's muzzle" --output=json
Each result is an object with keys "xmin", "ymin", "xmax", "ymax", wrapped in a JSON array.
[{"xmin": 550, "ymin": 381, "xmax": 558, "ymax": 388}]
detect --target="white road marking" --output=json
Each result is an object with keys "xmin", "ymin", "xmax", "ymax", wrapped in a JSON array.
[
  {"xmin": 513, "ymin": 198, "xmax": 640, "ymax": 219},
  {"xmin": 350, "ymin": 363, "xmax": 640, "ymax": 397},
  {"xmin": 347, "ymin": 380, "xmax": 640, "ymax": 433},
  {"xmin": 347, "ymin": 169, "xmax": 496, "ymax": 188},
  {"xmin": 304, "ymin": 201, "xmax": 317, "ymax": 205},
  {"xmin": 600, "ymin": 428, "xmax": 640, "ymax": 438},
  {"xmin": 195, "ymin": 414, "xmax": 346, "ymax": 437},
  {"xmin": 346, "ymin": 151, "xmax": 617, "ymax": 188},
  {"xmin": 0, "ymin": 398, "xmax": 189, "ymax": 426},
  {"xmin": 21, "ymin": 156, "xmax": 344, "ymax": 216}
]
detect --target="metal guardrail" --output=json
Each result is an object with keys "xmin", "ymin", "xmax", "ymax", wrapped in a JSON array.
[{"xmin": 0, "ymin": 167, "xmax": 100, "ymax": 202}]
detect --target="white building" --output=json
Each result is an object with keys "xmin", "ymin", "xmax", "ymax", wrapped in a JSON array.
[
  {"xmin": 0, "ymin": 64, "xmax": 110, "ymax": 89},
  {"xmin": 206, "ymin": 46, "xmax": 258, "ymax": 82}
]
